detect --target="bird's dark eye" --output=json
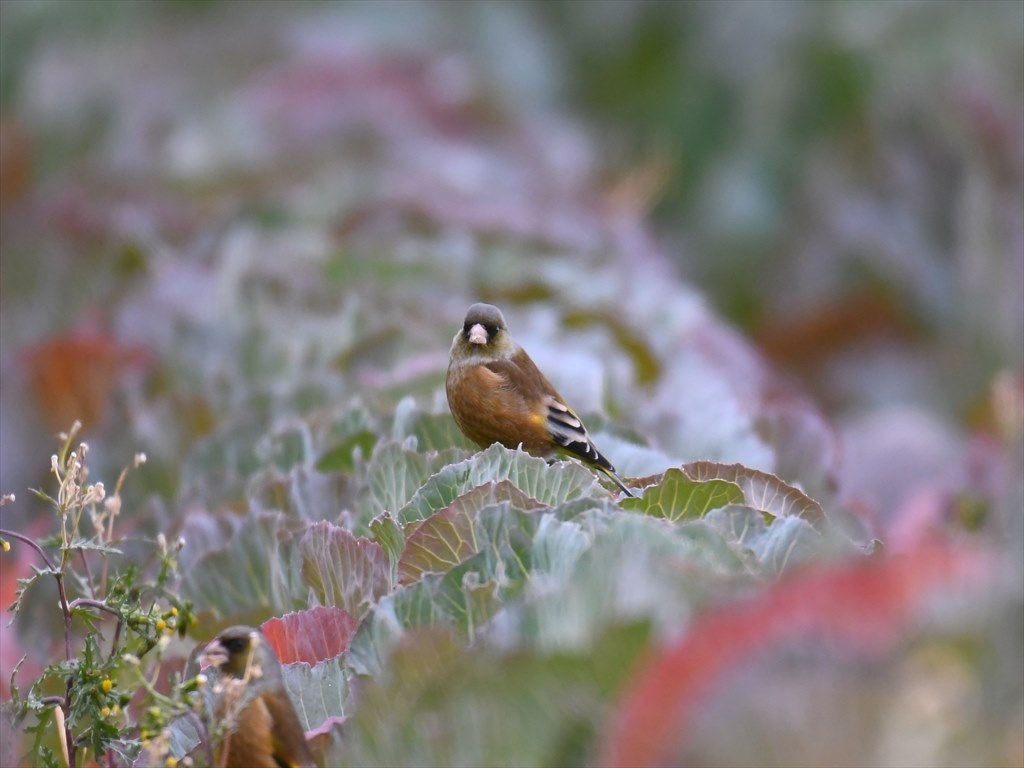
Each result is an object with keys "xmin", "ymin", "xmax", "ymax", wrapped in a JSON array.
[
  {"xmin": 487, "ymin": 325, "xmax": 498, "ymax": 337},
  {"xmin": 223, "ymin": 638, "xmax": 248, "ymax": 653}
]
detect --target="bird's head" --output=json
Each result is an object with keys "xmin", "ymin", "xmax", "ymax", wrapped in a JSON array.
[
  {"xmin": 200, "ymin": 625, "xmax": 265, "ymax": 679},
  {"xmin": 453, "ymin": 303, "xmax": 513, "ymax": 359}
]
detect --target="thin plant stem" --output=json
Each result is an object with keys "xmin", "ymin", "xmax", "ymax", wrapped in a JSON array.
[{"xmin": 0, "ymin": 528, "xmax": 57, "ymax": 571}]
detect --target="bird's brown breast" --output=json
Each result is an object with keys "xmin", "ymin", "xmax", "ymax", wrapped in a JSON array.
[
  {"xmin": 215, "ymin": 689, "xmax": 281, "ymax": 768},
  {"xmin": 214, "ymin": 683, "xmax": 314, "ymax": 768},
  {"xmin": 446, "ymin": 359, "xmax": 554, "ymax": 456}
]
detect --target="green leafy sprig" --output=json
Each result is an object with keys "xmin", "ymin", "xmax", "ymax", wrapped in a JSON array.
[{"xmin": 1, "ymin": 422, "xmax": 201, "ymax": 768}]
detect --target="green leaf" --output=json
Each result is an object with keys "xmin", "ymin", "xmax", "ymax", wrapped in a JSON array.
[
  {"xmin": 316, "ymin": 429, "xmax": 378, "ymax": 472},
  {"xmin": 298, "ymin": 522, "xmax": 392, "ymax": 618},
  {"xmin": 705, "ymin": 504, "xmax": 825, "ymax": 575},
  {"xmin": 337, "ymin": 623, "xmax": 653, "ymax": 768},
  {"xmin": 397, "ymin": 504, "xmax": 476, "ymax": 585},
  {"xmin": 391, "ymin": 396, "xmax": 476, "ymax": 452},
  {"xmin": 254, "ymin": 420, "xmax": 314, "ymax": 471},
  {"xmin": 315, "ymin": 400, "xmax": 380, "ymax": 472},
  {"xmin": 397, "ymin": 481, "xmax": 542, "ymax": 585},
  {"xmin": 67, "ymin": 539, "xmax": 124, "ymax": 556},
  {"xmin": 622, "ymin": 468, "xmax": 743, "ymax": 521},
  {"xmin": 180, "ymin": 511, "xmax": 302, "ymax": 626},
  {"xmin": 704, "ymin": 503, "xmax": 768, "ymax": 549},
  {"xmin": 247, "ymin": 464, "xmax": 349, "ymax": 523},
  {"xmin": 529, "ymin": 513, "xmax": 592, "ymax": 581},
  {"xmin": 354, "ymin": 442, "xmax": 465, "ymax": 531},
  {"xmin": 8, "ymin": 567, "xmax": 53, "ymax": 615},
  {"xmin": 281, "ymin": 657, "xmax": 350, "ymax": 733},
  {"xmin": 369, "ymin": 511, "xmax": 405, "ymax": 579},
  {"xmin": 349, "ymin": 502, "xmax": 544, "ymax": 673},
  {"xmin": 747, "ymin": 515, "xmax": 823, "ymax": 575},
  {"xmin": 347, "ymin": 566, "xmax": 502, "ymax": 678},
  {"xmin": 493, "ymin": 514, "xmax": 746, "ymax": 652},
  {"xmin": 180, "ymin": 417, "xmax": 273, "ymax": 508},
  {"xmin": 398, "ymin": 443, "xmax": 601, "ymax": 525},
  {"xmin": 683, "ymin": 461, "xmax": 826, "ymax": 525},
  {"xmin": 542, "ymin": 496, "xmax": 624, "ymax": 527}
]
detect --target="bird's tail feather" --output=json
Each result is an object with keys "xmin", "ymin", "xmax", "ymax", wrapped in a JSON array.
[{"xmin": 600, "ymin": 466, "xmax": 635, "ymax": 498}]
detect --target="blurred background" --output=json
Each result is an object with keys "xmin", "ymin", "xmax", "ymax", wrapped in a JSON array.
[
  {"xmin": 0, "ymin": 1, "xmax": 1021, "ymax": 766},
  {"xmin": 1, "ymin": 0, "xmax": 1020, "ymax": 494}
]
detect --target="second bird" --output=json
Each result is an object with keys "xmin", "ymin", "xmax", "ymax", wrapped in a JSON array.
[
  {"xmin": 199, "ymin": 625, "xmax": 314, "ymax": 768},
  {"xmin": 446, "ymin": 302, "xmax": 634, "ymax": 496}
]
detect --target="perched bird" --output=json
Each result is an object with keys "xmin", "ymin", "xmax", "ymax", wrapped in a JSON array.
[
  {"xmin": 447, "ymin": 302, "xmax": 634, "ymax": 496},
  {"xmin": 199, "ymin": 625, "xmax": 314, "ymax": 768}
]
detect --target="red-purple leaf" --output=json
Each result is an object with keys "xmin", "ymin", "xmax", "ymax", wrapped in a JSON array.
[
  {"xmin": 20, "ymin": 330, "xmax": 149, "ymax": 432},
  {"xmin": 261, "ymin": 606, "xmax": 358, "ymax": 664}
]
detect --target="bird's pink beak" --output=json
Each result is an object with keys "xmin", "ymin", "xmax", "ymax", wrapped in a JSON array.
[
  {"xmin": 198, "ymin": 639, "xmax": 227, "ymax": 670},
  {"xmin": 468, "ymin": 323, "xmax": 488, "ymax": 345}
]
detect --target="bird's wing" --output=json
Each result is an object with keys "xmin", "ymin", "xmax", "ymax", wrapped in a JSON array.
[
  {"xmin": 485, "ymin": 351, "xmax": 617, "ymax": 472},
  {"xmin": 542, "ymin": 395, "xmax": 617, "ymax": 472},
  {"xmin": 483, "ymin": 351, "xmax": 634, "ymax": 496}
]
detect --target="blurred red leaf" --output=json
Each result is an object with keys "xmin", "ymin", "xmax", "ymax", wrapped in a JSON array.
[
  {"xmin": 752, "ymin": 292, "xmax": 917, "ymax": 373},
  {"xmin": 599, "ymin": 545, "xmax": 990, "ymax": 768},
  {"xmin": 20, "ymin": 331, "xmax": 149, "ymax": 432},
  {"xmin": 261, "ymin": 606, "xmax": 358, "ymax": 665},
  {"xmin": 0, "ymin": 525, "xmax": 46, "ymax": 700}
]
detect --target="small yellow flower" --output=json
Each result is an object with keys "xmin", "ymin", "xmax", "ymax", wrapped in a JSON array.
[
  {"xmin": 101, "ymin": 678, "xmax": 113, "ymax": 693},
  {"xmin": 100, "ymin": 706, "xmax": 111, "ymax": 717},
  {"xmin": 1, "ymin": 540, "xmax": 9, "ymax": 552},
  {"xmin": 165, "ymin": 757, "xmax": 178, "ymax": 768},
  {"xmin": 169, "ymin": 607, "xmax": 178, "ymax": 617},
  {"xmin": 156, "ymin": 619, "xmax": 167, "ymax": 632}
]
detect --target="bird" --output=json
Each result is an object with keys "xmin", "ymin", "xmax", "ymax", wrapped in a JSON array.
[
  {"xmin": 446, "ymin": 302, "xmax": 634, "ymax": 496},
  {"xmin": 198, "ymin": 625, "xmax": 314, "ymax": 768}
]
